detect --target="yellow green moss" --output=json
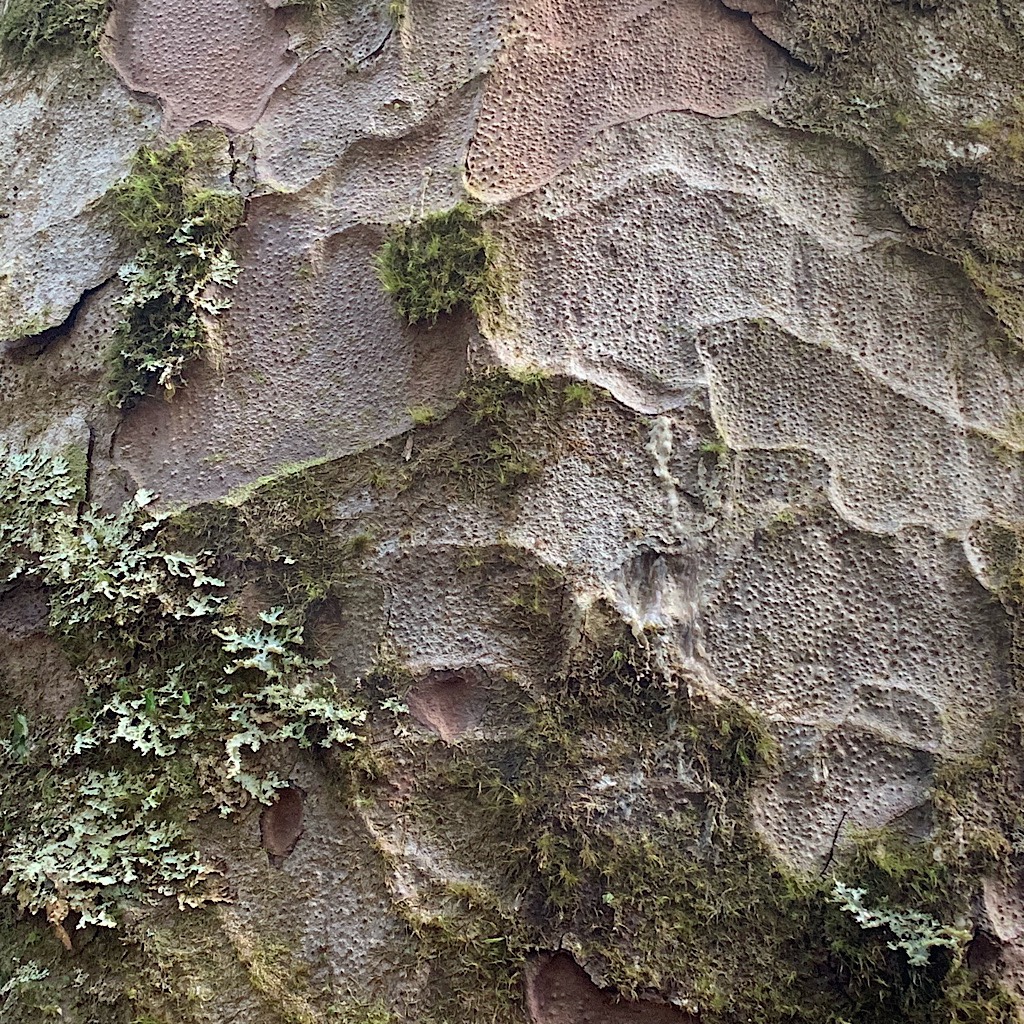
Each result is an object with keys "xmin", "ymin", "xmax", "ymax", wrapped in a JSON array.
[
  {"xmin": 375, "ymin": 204, "xmax": 500, "ymax": 326},
  {"xmin": 0, "ymin": 0, "xmax": 109, "ymax": 65},
  {"xmin": 360, "ymin": 612, "xmax": 1020, "ymax": 1024}
]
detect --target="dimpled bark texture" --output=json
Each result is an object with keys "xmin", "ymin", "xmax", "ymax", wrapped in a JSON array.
[{"xmin": 4, "ymin": 0, "xmax": 1024, "ymax": 1020}]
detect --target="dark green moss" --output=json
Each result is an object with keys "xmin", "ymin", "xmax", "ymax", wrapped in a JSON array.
[
  {"xmin": 0, "ymin": 0, "xmax": 110, "ymax": 65},
  {"xmin": 395, "ymin": 368, "xmax": 595, "ymax": 499},
  {"xmin": 0, "ymin": 903, "xmax": 143, "ymax": 1023},
  {"xmin": 375, "ymin": 204, "xmax": 499, "ymax": 326},
  {"xmin": 398, "ymin": 882, "xmax": 529, "ymax": 1024},
  {"xmin": 170, "ymin": 465, "xmax": 376, "ymax": 606}
]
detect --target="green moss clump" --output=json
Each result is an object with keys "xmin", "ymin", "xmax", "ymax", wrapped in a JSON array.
[
  {"xmin": 372, "ymin": 613, "xmax": 1020, "ymax": 1024},
  {"xmin": 172, "ymin": 462, "xmax": 376, "ymax": 605},
  {"xmin": 106, "ymin": 136, "xmax": 244, "ymax": 409},
  {"xmin": 393, "ymin": 368, "xmax": 596, "ymax": 498},
  {"xmin": 375, "ymin": 204, "xmax": 499, "ymax": 326},
  {"xmin": 0, "ymin": 0, "xmax": 110, "ymax": 65}
]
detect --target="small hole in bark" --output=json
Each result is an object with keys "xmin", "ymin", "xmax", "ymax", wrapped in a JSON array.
[
  {"xmin": 260, "ymin": 784, "xmax": 305, "ymax": 868},
  {"xmin": 525, "ymin": 952, "xmax": 696, "ymax": 1024},
  {"xmin": 405, "ymin": 668, "xmax": 488, "ymax": 743},
  {"xmin": 967, "ymin": 929, "xmax": 1002, "ymax": 972}
]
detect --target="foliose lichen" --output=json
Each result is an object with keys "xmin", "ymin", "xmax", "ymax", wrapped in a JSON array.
[
  {"xmin": 0, "ymin": 445, "xmax": 366, "ymax": 939},
  {"xmin": 106, "ymin": 134, "xmax": 244, "ymax": 409}
]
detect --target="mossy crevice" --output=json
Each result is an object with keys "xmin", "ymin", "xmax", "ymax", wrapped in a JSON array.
[{"xmin": 353, "ymin": 606, "xmax": 1021, "ymax": 1024}]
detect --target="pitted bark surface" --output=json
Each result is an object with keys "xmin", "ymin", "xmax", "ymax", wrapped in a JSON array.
[{"xmin": 104, "ymin": 0, "xmax": 297, "ymax": 132}]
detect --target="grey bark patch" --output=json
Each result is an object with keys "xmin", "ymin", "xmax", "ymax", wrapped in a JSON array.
[
  {"xmin": 260, "ymin": 784, "xmax": 305, "ymax": 868},
  {"xmin": 525, "ymin": 952, "xmax": 696, "ymax": 1024}
]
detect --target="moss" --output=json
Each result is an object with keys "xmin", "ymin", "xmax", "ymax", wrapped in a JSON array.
[
  {"xmin": 561, "ymin": 380, "xmax": 596, "ymax": 407},
  {"xmin": 0, "ymin": 904, "xmax": 142, "ymax": 1022},
  {"xmin": 361, "ymin": 608, "xmax": 1019, "ymax": 1024},
  {"xmin": 330, "ymin": 1002, "xmax": 396, "ymax": 1024},
  {"xmin": 231, "ymin": 932, "xmax": 321, "ymax": 1024},
  {"xmin": 0, "ymin": 0, "xmax": 110, "ymax": 65},
  {"xmin": 393, "ymin": 367, "xmax": 589, "ymax": 499},
  {"xmin": 274, "ymin": 0, "xmax": 351, "ymax": 12},
  {"xmin": 396, "ymin": 882, "xmax": 529, "ymax": 1024},
  {"xmin": 766, "ymin": 0, "xmax": 1024, "ymax": 350},
  {"xmin": 123, "ymin": 907, "xmax": 260, "ymax": 1023},
  {"xmin": 170, "ymin": 369, "xmax": 600, "ymax": 540},
  {"xmin": 960, "ymin": 251, "xmax": 1024, "ymax": 341},
  {"xmin": 407, "ymin": 404, "xmax": 438, "ymax": 427},
  {"xmin": 375, "ymin": 204, "xmax": 499, "ymax": 326},
  {"xmin": 172, "ymin": 461, "xmax": 376, "ymax": 605},
  {"xmin": 106, "ymin": 134, "xmax": 244, "ymax": 409},
  {"xmin": 930, "ymin": 714, "xmax": 1024, "ymax": 873},
  {"xmin": 387, "ymin": 0, "xmax": 407, "ymax": 25},
  {"xmin": 440, "ymin": 542, "xmax": 570, "ymax": 669}
]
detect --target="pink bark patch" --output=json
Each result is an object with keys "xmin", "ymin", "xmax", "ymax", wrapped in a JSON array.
[
  {"xmin": 405, "ymin": 669, "xmax": 488, "ymax": 744},
  {"xmin": 467, "ymin": 0, "xmax": 787, "ymax": 200},
  {"xmin": 526, "ymin": 953, "xmax": 697, "ymax": 1024},
  {"xmin": 104, "ymin": 0, "xmax": 298, "ymax": 133},
  {"xmin": 260, "ymin": 784, "xmax": 305, "ymax": 867}
]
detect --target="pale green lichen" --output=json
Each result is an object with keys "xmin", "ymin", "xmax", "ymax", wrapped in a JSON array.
[
  {"xmin": 0, "ymin": 957, "xmax": 51, "ymax": 1017},
  {"xmin": 215, "ymin": 608, "xmax": 367, "ymax": 800},
  {"xmin": 0, "ymin": 768, "xmax": 211, "ymax": 933},
  {"xmin": 830, "ymin": 879, "xmax": 970, "ymax": 967},
  {"xmin": 0, "ymin": 444, "xmax": 367, "ymax": 935},
  {"xmin": 107, "ymin": 136, "xmax": 244, "ymax": 409}
]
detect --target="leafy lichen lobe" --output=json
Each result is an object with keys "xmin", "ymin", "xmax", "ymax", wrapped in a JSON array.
[{"xmin": 106, "ymin": 135, "xmax": 244, "ymax": 409}]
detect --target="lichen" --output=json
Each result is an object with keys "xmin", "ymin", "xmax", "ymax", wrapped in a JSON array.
[
  {"xmin": 106, "ymin": 134, "xmax": 244, "ymax": 409},
  {"xmin": 0, "ymin": 765, "xmax": 212, "ymax": 937},
  {"xmin": 356, "ymin": 605, "xmax": 1020, "ymax": 1024},
  {"xmin": 0, "ymin": 444, "xmax": 368, "ymax": 937}
]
